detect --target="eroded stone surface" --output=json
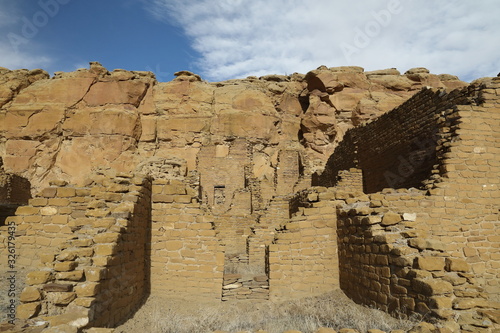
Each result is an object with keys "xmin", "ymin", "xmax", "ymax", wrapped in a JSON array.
[{"xmin": 0, "ymin": 63, "xmax": 467, "ymax": 198}]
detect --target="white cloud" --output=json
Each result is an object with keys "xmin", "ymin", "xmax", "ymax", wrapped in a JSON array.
[
  {"xmin": 0, "ymin": 2, "xmax": 52, "ymax": 71},
  {"xmin": 148, "ymin": 0, "xmax": 500, "ymax": 82},
  {"xmin": 0, "ymin": 42, "xmax": 51, "ymax": 70}
]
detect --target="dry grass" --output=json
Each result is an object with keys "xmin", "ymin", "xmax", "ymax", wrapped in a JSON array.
[{"xmin": 150, "ymin": 290, "xmax": 419, "ymax": 333}]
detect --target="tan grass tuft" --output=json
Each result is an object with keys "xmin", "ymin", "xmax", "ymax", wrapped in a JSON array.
[{"xmin": 149, "ymin": 290, "xmax": 419, "ymax": 333}]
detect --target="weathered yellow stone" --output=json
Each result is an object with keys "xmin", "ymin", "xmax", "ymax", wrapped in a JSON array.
[
  {"xmin": 453, "ymin": 298, "xmax": 489, "ymax": 309},
  {"xmin": 165, "ymin": 241, "xmax": 183, "ymax": 251},
  {"xmin": 94, "ymin": 244, "xmax": 117, "ymax": 256},
  {"xmin": 408, "ymin": 322, "xmax": 436, "ymax": 333},
  {"xmin": 51, "ymin": 215, "xmax": 69, "ymax": 224},
  {"xmin": 380, "ymin": 212, "xmax": 401, "ymax": 226},
  {"xmin": 412, "ymin": 278, "xmax": 453, "ymax": 296},
  {"xmin": 16, "ymin": 206, "xmax": 39, "ymax": 215},
  {"xmin": 429, "ymin": 296, "xmax": 452, "ymax": 309},
  {"xmin": 54, "ymin": 261, "xmax": 77, "ymax": 272},
  {"xmin": 47, "ymin": 291, "xmax": 76, "ymax": 305},
  {"xmin": 74, "ymin": 297, "xmax": 96, "ymax": 308},
  {"xmin": 19, "ymin": 286, "xmax": 42, "ymax": 302},
  {"xmin": 43, "ymin": 307, "xmax": 90, "ymax": 328},
  {"xmin": 445, "ymin": 258, "xmax": 470, "ymax": 272},
  {"xmin": 92, "ymin": 256, "xmax": 111, "ymax": 266},
  {"xmin": 84, "ymin": 267, "xmax": 107, "ymax": 282},
  {"xmin": 29, "ymin": 198, "xmax": 48, "ymax": 206},
  {"xmin": 93, "ymin": 232, "xmax": 120, "ymax": 243},
  {"xmin": 40, "ymin": 254, "xmax": 55, "ymax": 264},
  {"xmin": 86, "ymin": 208, "xmax": 111, "ymax": 217},
  {"xmin": 56, "ymin": 250, "xmax": 77, "ymax": 262},
  {"xmin": 26, "ymin": 271, "xmax": 52, "ymax": 285},
  {"xmin": 71, "ymin": 238, "xmax": 94, "ymax": 247},
  {"xmin": 75, "ymin": 282, "xmax": 100, "ymax": 297},
  {"xmin": 57, "ymin": 187, "xmax": 76, "ymax": 197},
  {"xmin": 37, "ymin": 187, "xmax": 57, "ymax": 198},
  {"xmin": 17, "ymin": 302, "xmax": 41, "ymax": 319},
  {"xmin": 55, "ymin": 270, "xmax": 84, "ymax": 281},
  {"xmin": 74, "ymin": 247, "xmax": 94, "ymax": 257},
  {"xmin": 48, "ymin": 198, "xmax": 71, "ymax": 207},
  {"xmin": 40, "ymin": 206, "xmax": 58, "ymax": 215},
  {"xmin": 415, "ymin": 257, "xmax": 445, "ymax": 271}
]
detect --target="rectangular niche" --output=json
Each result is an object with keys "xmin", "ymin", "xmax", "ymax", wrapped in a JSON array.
[{"xmin": 214, "ymin": 185, "xmax": 226, "ymax": 205}]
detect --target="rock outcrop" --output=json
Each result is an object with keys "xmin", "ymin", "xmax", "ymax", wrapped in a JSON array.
[{"xmin": 0, "ymin": 62, "xmax": 467, "ymax": 199}]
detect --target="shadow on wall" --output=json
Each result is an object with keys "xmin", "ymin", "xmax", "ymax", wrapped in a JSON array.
[
  {"xmin": 0, "ymin": 172, "xmax": 32, "ymax": 226},
  {"xmin": 313, "ymin": 87, "xmax": 472, "ymax": 193}
]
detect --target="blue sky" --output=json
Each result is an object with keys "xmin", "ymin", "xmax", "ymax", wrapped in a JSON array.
[{"xmin": 0, "ymin": 0, "xmax": 499, "ymax": 82}]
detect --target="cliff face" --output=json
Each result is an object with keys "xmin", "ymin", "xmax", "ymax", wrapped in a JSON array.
[{"xmin": 0, "ymin": 62, "xmax": 467, "ymax": 203}]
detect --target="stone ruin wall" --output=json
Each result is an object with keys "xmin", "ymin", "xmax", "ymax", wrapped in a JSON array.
[
  {"xmin": 0, "ymin": 63, "xmax": 498, "ymax": 332},
  {"xmin": 316, "ymin": 86, "xmax": 475, "ymax": 192},
  {"xmin": 315, "ymin": 78, "xmax": 500, "ymax": 331},
  {"xmin": 0, "ymin": 173, "xmax": 152, "ymax": 327}
]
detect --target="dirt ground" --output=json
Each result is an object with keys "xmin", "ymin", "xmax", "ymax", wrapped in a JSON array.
[
  {"xmin": 0, "ymin": 266, "xmax": 27, "ymax": 324},
  {"xmin": 114, "ymin": 291, "xmax": 417, "ymax": 333},
  {"xmin": 0, "ymin": 269, "xmax": 416, "ymax": 333}
]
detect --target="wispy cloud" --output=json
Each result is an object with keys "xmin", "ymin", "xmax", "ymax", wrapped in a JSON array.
[
  {"xmin": 0, "ymin": 43, "xmax": 51, "ymax": 70},
  {"xmin": 148, "ymin": 0, "xmax": 500, "ymax": 82},
  {"xmin": 0, "ymin": 2, "xmax": 53, "ymax": 71}
]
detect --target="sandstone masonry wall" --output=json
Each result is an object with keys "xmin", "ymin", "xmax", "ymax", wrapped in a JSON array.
[
  {"xmin": 269, "ymin": 190, "xmax": 339, "ymax": 300},
  {"xmin": 317, "ymin": 86, "xmax": 475, "ymax": 193},
  {"xmin": 318, "ymin": 78, "xmax": 500, "ymax": 331},
  {"xmin": 150, "ymin": 180, "xmax": 224, "ymax": 300},
  {"xmin": 336, "ymin": 193, "xmax": 482, "ymax": 332},
  {"xmin": 0, "ymin": 172, "xmax": 152, "ymax": 329}
]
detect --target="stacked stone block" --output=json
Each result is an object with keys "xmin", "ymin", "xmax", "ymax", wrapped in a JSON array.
[
  {"xmin": 317, "ymin": 86, "xmax": 477, "ymax": 192},
  {"xmin": 269, "ymin": 191, "xmax": 339, "ymax": 300},
  {"xmin": 247, "ymin": 197, "xmax": 291, "ymax": 270},
  {"xmin": 335, "ymin": 168, "xmax": 363, "ymax": 192},
  {"xmin": 150, "ymin": 179, "xmax": 224, "ymax": 300},
  {"xmin": 0, "ymin": 74, "xmax": 498, "ymax": 332},
  {"xmin": 222, "ymin": 273, "xmax": 269, "ymax": 301},
  {"xmin": 336, "ymin": 194, "xmax": 498, "ymax": 332},
  {"xmin": 4, "ymin": 173, "xmax": 152, "ymax": 330},
  {"xmin": 318, "ymin": 80, "xmax": 500, "ymax": 331},
  {"xmin": 214, "ymin": 214, "xmax": 255, "ymax": 256},
  {"xmin": 197, "ymin": 139, "xmax": 249, "ymax": 214},
  {"xmin": 0, "ymin": 164, "xmax": 31, "ymax": 226},
  {"xmin": 276, "ymin": 149, "xmax": 301, "ymax": 195}
]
